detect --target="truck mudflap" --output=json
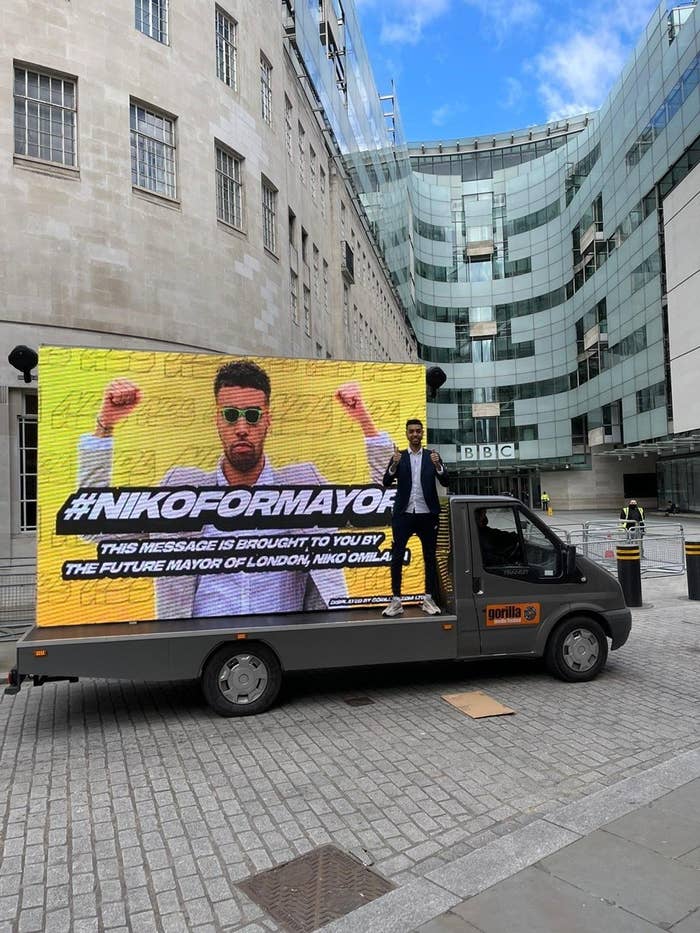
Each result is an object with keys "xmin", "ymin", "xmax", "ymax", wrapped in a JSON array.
[
  {"xmin": 4, "ymin": 668, "xmax": 79, "ymax": 696},
  {"xmin": 606, "ymin": 607, "xmax": 632, "ymax": 650},
  {"xmin": 4, "ymin": 668, "xmax": 24, "ymax": 695}
]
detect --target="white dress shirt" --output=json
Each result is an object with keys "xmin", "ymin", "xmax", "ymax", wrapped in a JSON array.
[{"xmin": 405, "ymin": 448, "xmax": 430, "ymax": 514}]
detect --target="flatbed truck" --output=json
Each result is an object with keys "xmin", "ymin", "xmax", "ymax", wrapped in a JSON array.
[{"xmin": 6, "ymin": 496, "xmax": 631, "ymax": 715}]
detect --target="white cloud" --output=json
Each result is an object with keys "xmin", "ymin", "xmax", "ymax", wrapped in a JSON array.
[
  {"xmin": 501, "ymin": 77, "xmax": 524, "ymax": 110},
  {"xmin": 462, "ymin": 0, "xmax": 541, "ymax": 42},
  {"xmin": 430, "ymin": 103, "xmax": 450, "ymax": 126},
  {"xmin": 531, "ymin": 0, "xmax": 658, "ymax": 120},
  {"xmin": 535, "ymin": 31, "xmax": 627, "ymax": 119},
  {"xmin": 430, "ymin": 100, "xmax": 468, "ymax": 127},
  {"xmin": 377, "ymin": 0, "xmax": 451, "ymax": 45}
]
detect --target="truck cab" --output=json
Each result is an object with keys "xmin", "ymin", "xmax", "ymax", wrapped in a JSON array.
[{"xmin": 440, "ymin": 496, "xmax": 631, "ymax": 676}]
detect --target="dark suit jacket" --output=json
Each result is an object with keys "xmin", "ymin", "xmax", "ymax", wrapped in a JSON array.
[{"xmin": 383, "ymin": 448, "xmax": 449, "ymax": 516}]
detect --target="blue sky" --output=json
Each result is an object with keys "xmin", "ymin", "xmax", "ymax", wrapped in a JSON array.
[{"xmin": 355, "ymin": 0, "xmax": 661, "ymax": 143}]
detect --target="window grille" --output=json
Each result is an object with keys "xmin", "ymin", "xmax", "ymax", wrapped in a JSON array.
[
  {"xmin": 14, "ymin": 66, "xmax": 77, "ymax": 166},
  {"xmin": 216, "ymin": 8, "xmax": 238, "ymax": 89},
  {"xmin": 130, "ymin": 102, "xmax": 176, "ymax": 198},
  {"xmin": 262, "ymin": 179, "xmax": 277, "ymax": 252},
  {"xmin": 136, "ymin": 0, "xmax": 168, "ymax": 43},
  {"xmin": 216, "ymin": 146, "xmax": 243, "ymax": 228},
  {"xmin": 260, "ymin": 55, "xmax": 273, "ymax": 125}
]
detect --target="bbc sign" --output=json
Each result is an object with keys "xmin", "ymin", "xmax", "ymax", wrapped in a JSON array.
[{"xmin": 458, "ymin": 443, "xmax": 517, "ymax": 461}]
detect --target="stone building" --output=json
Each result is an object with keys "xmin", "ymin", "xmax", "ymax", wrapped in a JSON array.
[{"xmin": 0, "ymin": 0, "xmax": 415, "ymax": 559}]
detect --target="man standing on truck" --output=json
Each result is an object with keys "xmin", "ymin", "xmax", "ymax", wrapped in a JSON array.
[
  {"xmin": 381, "ymin": 419, "xmax": 449, "ymax": 617},
  {"xmin": 79, "ymin": 360, "xmax": 393, "ymax": 618}
]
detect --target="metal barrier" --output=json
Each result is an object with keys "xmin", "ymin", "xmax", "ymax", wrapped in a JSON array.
[
  {"xmin": 563, "ymin": 524, "xmax": 686, "ymax": 576},
  {"xmin": 0, "ymin": 559, "xmax": 36, "ymax": 639},
  {"xmin": 584, "ymin": 521, "xmax": 685, "ymax": 537}
]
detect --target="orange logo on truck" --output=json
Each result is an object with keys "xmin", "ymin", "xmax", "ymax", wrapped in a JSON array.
[{"xmin": 485, "ymin": 603, "xmax": 541, "ymax": 626}]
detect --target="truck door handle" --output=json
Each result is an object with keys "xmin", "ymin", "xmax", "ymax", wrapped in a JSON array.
[{"xmin": 473, "ymin": 576, "xmax": 483, "ymax": 595}]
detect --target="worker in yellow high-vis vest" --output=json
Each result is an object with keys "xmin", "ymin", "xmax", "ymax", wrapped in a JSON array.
[{"xmin": 620, "ymin": 498, "xmax": 645, "ymax": 541}]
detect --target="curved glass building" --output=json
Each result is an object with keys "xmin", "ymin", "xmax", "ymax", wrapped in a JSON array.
[{"xmin": 406, "ymin": 1, "xmax": 700, "ymax": 510}]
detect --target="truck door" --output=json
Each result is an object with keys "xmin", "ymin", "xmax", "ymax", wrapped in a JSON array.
[
  {"xmin": 468, "ymin": 503, "xmax": 569, "ymax": 656},
  {"xmin": 448, "ymin": 500, "xmax": 483, "ymax": 658}
]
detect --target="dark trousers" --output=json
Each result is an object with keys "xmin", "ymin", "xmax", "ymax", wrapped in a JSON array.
[{"xmin": 390, "ymin": 511, "xmax": 439, "ymax": 597}]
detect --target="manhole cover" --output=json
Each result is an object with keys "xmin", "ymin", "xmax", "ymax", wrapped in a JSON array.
[
  {"xmin": 239, "ymin": 844, "xmax": 395, "ymax": 932},
  {"xmin": 344, "ymin": 696, "xmax": 374, "ymax": 707}
]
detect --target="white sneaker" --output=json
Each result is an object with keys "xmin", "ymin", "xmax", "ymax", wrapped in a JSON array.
[
  {"xmin": 382, "ymin": 597, "xmax": 404, "ymax": 617},
  {"xmin": 421, "ymin": 595, "xmax": 441, "ymax": 615}
]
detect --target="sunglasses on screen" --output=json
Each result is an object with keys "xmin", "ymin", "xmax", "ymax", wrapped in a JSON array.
[{"xmin": 219, "ymin": 407, "xmax": 264, "ymax": 424}]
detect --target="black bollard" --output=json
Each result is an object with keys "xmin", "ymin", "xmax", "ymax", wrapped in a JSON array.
[
  {"xmin": 617, "ymin": 545, "xmax": 642, "ymax": 607},
  {"xmin": 686, "ymin": 541, "xmax": 700, "ymax": 600}
]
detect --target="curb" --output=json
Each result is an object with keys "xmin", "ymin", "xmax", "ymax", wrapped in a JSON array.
[{"xmin": 317, "ymin": 746, "xmax": 700, "ymax": 933}]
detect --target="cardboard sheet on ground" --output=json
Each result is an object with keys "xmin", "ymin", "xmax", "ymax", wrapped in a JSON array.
[{"xmin": 441, "ymin": 691, "xmax": 515, "ymax": 718}]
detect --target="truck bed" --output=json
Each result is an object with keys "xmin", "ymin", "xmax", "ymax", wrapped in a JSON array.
[{"xmin": 15, "ymin": 607, "xmax": 459, "ymax": 682}]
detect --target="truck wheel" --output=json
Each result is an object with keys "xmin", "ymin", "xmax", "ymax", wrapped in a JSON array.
[
  {"xmin": 545, "ymin": 617, "xmax": 608, "ymax": 682},
  {"xmin": 201, "ymin": 643, "xmax": 282, "ymax": 716}
]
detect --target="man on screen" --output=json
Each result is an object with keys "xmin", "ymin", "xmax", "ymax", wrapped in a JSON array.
[{"xmin": 78, "ymin": 360, "xmax": 393, "ymax": 619}]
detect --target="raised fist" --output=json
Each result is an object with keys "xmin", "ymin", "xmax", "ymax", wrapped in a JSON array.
[
  {"xmin": 334, "ymin": 382, "xmax": 367, "ymax": 420},
  {"xmin": 97, "ymin": 378, "xmax": 142, "ymax": 431},
  {"xmin": 334, "ymin": 382, "xmax": 378, "ymax": 437}
]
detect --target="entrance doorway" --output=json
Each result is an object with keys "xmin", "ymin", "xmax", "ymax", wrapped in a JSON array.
[{"xmin": 451, "ymin": 470, "xmax": 532, "ymax": 506}]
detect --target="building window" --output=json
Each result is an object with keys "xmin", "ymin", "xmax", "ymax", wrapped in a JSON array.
[
  {"xmin": 13, "ymin": 66, "xmax": 77, "ymax": 166},
  {"xmin": 298, "ymin": 123, "xmax": 305, "ymax": 184},
  {"xmin": 19, "ymin": 393, "xmax": 38, "ymax": 532},
  {"xmin": 261, "ymin": 177, "xmax": 277, "ymax": 253},
  {"xmin": 631, "ymin": 252, "xmax": 661, "ymax": 293},
  {"xmin": 323, "ymin": 259, "xmax": 329, "ymax": 314},
  {"xmin": 303, "ymin": 286, "xmax": 311, "ymax": 336},
  {"xmin": 625, "ymin": 55, "xmax": 700, "ymax": 169},
  {"xmin": 260, "ymin": 54, "xmax": 272, "ymax": 125},
  {"xmin": 130, "ymin": 102, "xmax": 176, "ymax": 198},
  {"xmin": 216, "ymin": 144, "xmax": 243, "ymax": 229},
  {"xmin": 636, "ymin": 381, "xmax": 666, "ymax": 414},
  {"xmin": 320, "ymin": 165, "xmax": 326, "ymax": 218},
  {"xmin": 284, "ymin": 96, "xmax": 293, "ymax": 160},
  {"xmin": 215, "ymin": 7, "xmax": 238, "ymax": 89},
  {"xmin": 290, "ymin": 270, "xmax": 299, "ymax": 324},
  {"xmin": 312, "ymin": 244, "xmax": 320, "ymax": 301},
  {"xmin": 135, "ymin": 0, "xmax": 169, "ymax": 44},
  {"xmin": 309, "ymin": 145, "xmax": 317, "ymax": 200}
]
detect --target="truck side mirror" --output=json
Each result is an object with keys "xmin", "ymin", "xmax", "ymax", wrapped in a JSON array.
[{"xmin": 565, "ymin": 544, "xmax": 577, "ymax": 578}]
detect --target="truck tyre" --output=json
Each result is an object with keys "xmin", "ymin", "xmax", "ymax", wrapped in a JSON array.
[
  {"xmin": 201, "ymin": 642, "xmax": 282, "ymax": 716},
  {"xmin": 545, "ymin": 616, "xmax": 608, "ymax": 682}
]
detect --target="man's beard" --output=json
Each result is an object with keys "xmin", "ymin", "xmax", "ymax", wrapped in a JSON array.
[{"xmin": 226, "ymin": 446, "xmax": 262, "ymax": 474}]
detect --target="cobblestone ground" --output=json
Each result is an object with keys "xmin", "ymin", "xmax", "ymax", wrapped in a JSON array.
[{"xmin": 1, "ymin": 571, "xmax": 699, "ymax": 932}]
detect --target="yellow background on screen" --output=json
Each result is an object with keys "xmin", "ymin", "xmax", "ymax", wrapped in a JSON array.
[{"xmin": 37, "ymin": 346, "xmax": 429, "ymax": 626}]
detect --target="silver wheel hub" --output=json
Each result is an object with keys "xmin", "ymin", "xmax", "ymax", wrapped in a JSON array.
[
  {"xmin": 561, "ymin": 628, "xmax": 599, "ymax": 672},
  {"xmin": 218, "ymin": 654, "xmax": 268, "ymax": 705}
]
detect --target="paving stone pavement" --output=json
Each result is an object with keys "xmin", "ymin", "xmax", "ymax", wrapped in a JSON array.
[{"xmin": 1, "ymin": 535, "xmax": 699, "ymax": 931}]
